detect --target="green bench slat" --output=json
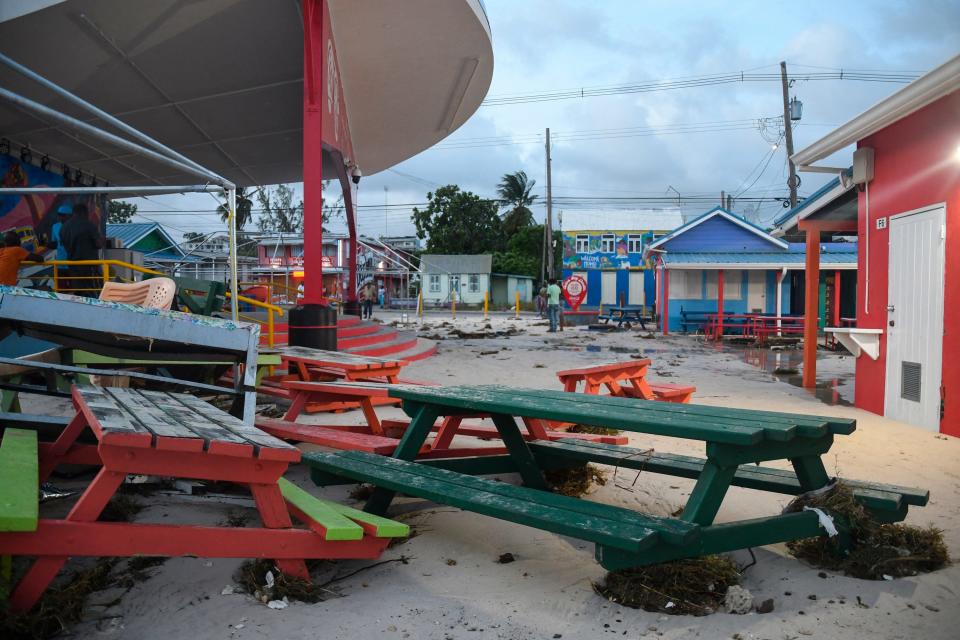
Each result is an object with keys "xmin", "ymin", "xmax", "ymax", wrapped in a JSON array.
[
  {"xmin": 303, "ymin": 450, "xmax": 692, "ymax": 553},
  {"xmin": 389, "ymin": 386, "xmax": 765, "ymax": 445},
  {"xmin": 278, "ymin": 478, "xmax": 409, "ymax": 539},
  {"xmin": 321, "ymin": 498, "xmax": 410, "ymax": 538},
  {"xmin": 524, "ymin": 389, "xmax": 832, "ymax": 439},
  {"xmin": 531, "ymin": 439, "xmax": 928, "ymax": 512},
  {"xmin": 278, "ymin": 478, "xmax": 365, "ymax": 540},
  {"xmin": 0, "ymin": 428, "xmax": 39, "ymax": 532}
]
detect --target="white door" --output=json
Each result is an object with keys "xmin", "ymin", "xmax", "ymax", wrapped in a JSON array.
[
  {"xmin": 601, "ymin": 271, "xmax": 617, "ymax": 305},
  {"xmin": 747, "ymin": 270, "xmax": 766, "ymax": 313},
  {"xmin": 884, "ymin": 205, "xmax": 946, "ymax": 430},
  {"xmin": 628, "ymin": 271, "xmax": 645, "ymax": 306}
]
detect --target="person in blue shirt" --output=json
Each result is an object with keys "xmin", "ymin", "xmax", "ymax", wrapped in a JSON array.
[{"xmin": 49, "ymin": 203, "xmax": 71, "ymax": 271}]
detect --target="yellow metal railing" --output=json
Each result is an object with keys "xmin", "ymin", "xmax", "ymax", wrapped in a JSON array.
[{"xmin": 23, "ymin": 259, "xmax": 284, "ymax": 347}]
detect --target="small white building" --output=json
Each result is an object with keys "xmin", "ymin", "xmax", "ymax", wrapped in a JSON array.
[{"xmin": 420, "ymin": 254, "xmax": 491, "ymax": 305}]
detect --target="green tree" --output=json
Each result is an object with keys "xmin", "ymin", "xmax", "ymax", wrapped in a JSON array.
[
  {"xmin": 491, "ymin": 224, "xmax": 562, "ymax": 279},
  {"xmin": 217, "ymin": 187, "xmax": 254, "ymax": 231},
  {"xmin": 183, "ymin": 231, "xmax": 205, "ymax": 243},
  {"xmin": 256, "ymin": 184, "xmax": 303, "ymax": 232},
  {"xmin": 496, "ymin": 170, "xmax": 538, "ymax": 235},
  {"xmin": 412, "ymin": 185, "xmax": 503, "ymax": 254},
  {"xmin": 107, "ymin": 200, "xmax": 137, "ymax": 224}
]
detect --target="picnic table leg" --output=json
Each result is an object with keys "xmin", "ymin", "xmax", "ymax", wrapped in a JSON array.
[
  {"xmin": 10, "ymin": 468, "xmax": 125, "ymax": 611},
  {"xmin": 359, "ymin": 398, "xmax": 384, "ymax": 435},
  {"xmin": 561, "ymin": 377, "xmax": 578, "ymax": 393},
  {"xmin": 790, "ymin": 455, "xmax": 831, "ymax": 491},
  {"xmin": 520, "ymin": 417, "xmax": 550, "ymax": 439},
  {"xmin": 489, "ymin": 413, "xmax": 549, "ymax": 490},
  {"xmin": 249, "ymin": 483, "xmax": 310, "ymax": 580},
  {"xmin": 433, "ymin": 415, "xmax": 464, "ymax": 451},
  {"xmin": 679, "ymin": 460, "xmax": 737, "ymax": 526},
  {"xmin": 38, "ymin": 412, "xmax": 90, "ymax": 482},
  {"xmin": 282, "ymin": 391, "xmax": 308, "ymax": 422},
  {"xmin": 365, "ymin": 403, "xmax": 441, "ymax": 516}
]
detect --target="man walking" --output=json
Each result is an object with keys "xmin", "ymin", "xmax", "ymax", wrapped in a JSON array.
[{"xmin": 546, "ymin": 278, "xmax": 562, "ymax": 332}]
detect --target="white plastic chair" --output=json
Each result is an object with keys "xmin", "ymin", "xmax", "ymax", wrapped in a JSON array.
[{"xmin": 99, "ymin": 278, "xmax": 176, "ymax": 310}]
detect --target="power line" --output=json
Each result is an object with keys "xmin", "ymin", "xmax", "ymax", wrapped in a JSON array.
[{"xmin": 480, "ymin": 67, "xmax": 921, "ymax": 106}]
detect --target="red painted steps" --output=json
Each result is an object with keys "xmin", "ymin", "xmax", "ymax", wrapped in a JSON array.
[
  {"xmin": 337, "ymin": 326, "xmax": 398, "ymax": 349},
  {"xmin": 260, "ymin": 316, "xmax": 437, "ymax": 362}
]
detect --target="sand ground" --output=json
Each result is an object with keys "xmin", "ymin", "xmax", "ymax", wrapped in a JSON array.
[{"xmin": 28, "ymin": 310, "xmax": 960, "ymax": 640}]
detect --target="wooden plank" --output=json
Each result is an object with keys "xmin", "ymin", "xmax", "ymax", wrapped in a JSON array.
[
  {"xmin": 137, "ymin": 390, "xmax": 252, "ymax": 458},
  {"xmin": 0, "ymin": 412, "xmax": 71, "ymax": 429},
  {"xmin": 0, "ymin": 428, "xmax": 38, "ymax": 532},
  {"xmin": 282, "ymin": 380, "xmax": 397, "ymax": 396},
  {"xmin": 75, "ymin": 386, "xmax": 153, "ymax": 447},
  {"xmin": 388, "ymin": 385, "xmax": 764, "ymax": 445},
  {"xmin": 556, "ymin": 360, "xmax": 652, "ymax": 377},
  {"xmin": 101, "ymin": 388, "xmax": 204, "ymax": 454},
  {"xmin": 163, "ymin": 392, "xmax": 298, "ymax": 462},
  {"xmin": 307, "ymin": 492, "xmax": 410, "ymax": 538},
  {"xmin": 532, "ymin": 439, "xmax": 924, "ymax": 511},
  {"xmin": 277, "ymin": 478, "xmax": 364, "ymax": 541},
  {"xmin": 256, "ymin": 419, "xmax": 399, "ymax": 455},
  {"xmin": 303, "ymin": 451, "xmax": 664, "ymax": 552},
  {"xmin": 340, "ymin": 451, "xmax": 698, "ymax": 546}
]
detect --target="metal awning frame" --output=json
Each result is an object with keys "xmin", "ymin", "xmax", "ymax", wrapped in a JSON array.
[{"xmin": 0, "ymin": 52, "xmax": 241, "ymax": 320}]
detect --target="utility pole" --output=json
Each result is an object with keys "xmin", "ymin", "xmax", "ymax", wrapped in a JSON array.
[
  {"xmin": 781, "ymin": 61, "xmax": 798, "ymax": 208},
  {"xmin": 545, "ymin": 127, "xmax": 554, "ymax": 279},
  {"xmin": 720, "ymin": 190, "xmax": 725, "ymax": 208}
]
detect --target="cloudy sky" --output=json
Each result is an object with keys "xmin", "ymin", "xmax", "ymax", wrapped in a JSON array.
[{"xmin": 132, "ymin": 0, "xmax": 959, "ymax": 241}]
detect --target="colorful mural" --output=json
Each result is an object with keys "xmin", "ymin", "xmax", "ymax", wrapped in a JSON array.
[
  {"xmin": 562, "ymin": 230, "xmax": 660, "ymax": 270},
  {"xmin": 0, "ymin": 154, "xmax": 104, "ymax": 251}
]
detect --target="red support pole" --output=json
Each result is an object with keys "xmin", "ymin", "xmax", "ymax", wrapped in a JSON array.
[
  {"xmin": 802, "ymin": 228, "xmax": 821, "ymax": 388},
  {"xmin": 716, "ymin": 269, "xmax": 725, "ymax": 340},
  {"xmin": 662, "ymin": 268, "xmax": 670, "ymax": 334},
  {"xmin": 301, "ymin": 0, "xmax": 325, "ymax": 304}
]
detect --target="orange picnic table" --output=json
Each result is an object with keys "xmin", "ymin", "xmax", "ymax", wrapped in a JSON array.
[{"xmin": 556, "ymin": 359, "xmax": 696, "ymax": 403}]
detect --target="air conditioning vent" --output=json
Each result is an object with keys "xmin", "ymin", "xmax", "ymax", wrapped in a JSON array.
[{"xmin": 901, "ymin": 361, "xmax": 922, "ymax": 402}]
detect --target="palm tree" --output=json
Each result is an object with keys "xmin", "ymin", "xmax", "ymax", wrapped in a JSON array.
[
  {"xmin": 217, "ymin": 186, "xmax": 254, "ymax": 231},
  {"xmin": 497, "ymin": 170, "xmax": 537, "ymax": 235}
]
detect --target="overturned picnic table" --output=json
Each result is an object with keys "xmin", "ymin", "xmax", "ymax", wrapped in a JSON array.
[
  {"xmin": 597, "ymin": 305, "xmax": 649, "ymax": 330},
  {"xmin": 304, "ymin": 385, "xmax": 928, "ymax": 571},
  {"xmin": 278, "ymin": 345, "xmax": 407, "ymax": 383},
  {"xmin": 557, "ymin": 360, "xmax": 696, "ymax": 403},
  {"xmin": 0, "ymin": 385, "xmax": 408, "ymax": 611}
]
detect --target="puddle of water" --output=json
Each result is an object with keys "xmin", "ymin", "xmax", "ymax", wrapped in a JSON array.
[{"xmin": 735, "ymin": 345, "xmax": 853, "ymax": 407}]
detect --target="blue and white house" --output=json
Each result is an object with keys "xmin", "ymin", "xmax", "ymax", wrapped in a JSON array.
[{"xmin": 644, "ymin": 207, "xmax": 857, "ymax": 332}]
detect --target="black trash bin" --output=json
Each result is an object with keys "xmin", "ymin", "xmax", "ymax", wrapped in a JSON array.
[{"xmin": 288, "ymin": 303, "xmax": 338, "ymax": 351}]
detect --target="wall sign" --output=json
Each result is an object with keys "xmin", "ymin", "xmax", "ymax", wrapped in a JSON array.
[{"xmin": 562, "ymin": 274, "xmax": 588, "ymax": 310}]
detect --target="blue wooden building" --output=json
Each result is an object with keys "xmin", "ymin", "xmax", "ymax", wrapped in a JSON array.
[{"xmin": 644, "ymin": 207, "xmax": 857, "ymax": 333}]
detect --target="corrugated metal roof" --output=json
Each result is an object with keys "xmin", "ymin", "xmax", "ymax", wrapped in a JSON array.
[
  {"xmin": 106, "ymin": 223, "xmax": 157, "ymax": 248},
  {"xmin": 562, "ymin": 209, "xmax": 683, "ymax": 232},
  {"xmin": 772, "ymin": 170, "xmax": 853, "ymax": 228},
  {"xmin": 420, "ymin": 254, "xmax": 492, "ymax": 274}
]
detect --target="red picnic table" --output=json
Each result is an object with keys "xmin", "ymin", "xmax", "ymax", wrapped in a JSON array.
[
  {"xmin": 0, "ymin": 385, "xmax": 407, "ymax": 611},
  {"xmin": 556, "ymin": 359, "xmax": 695, "ymax": 403}
]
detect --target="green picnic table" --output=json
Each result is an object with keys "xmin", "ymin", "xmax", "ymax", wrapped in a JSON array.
[{"xmin": 303, "ymin": 385, "xmax": 929, "ymax": 571}]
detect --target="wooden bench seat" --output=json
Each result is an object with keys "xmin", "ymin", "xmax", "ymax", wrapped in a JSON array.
[
  {"xmin": 256, "ymin": 418, "xmax": 402, "ymax": 455},
  {"xmin": 0, "ymin": 428, "xmax": 38, "ymax": 533},
  {"xmin": 645, "ymin": 383, "xmax": 696, "ymax": 403},
  {"xmin": 278, "ymin": 478, "xmax": 408, "ymax": 540},
  {"xmin": 303, "ymin": 449, "xmax": 700, "ymax": 553},
  {"xmin": 529, "ymin": 439, "xmax": 929, "ymax": 521}
]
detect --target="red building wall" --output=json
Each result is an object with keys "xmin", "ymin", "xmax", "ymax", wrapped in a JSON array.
[{"xmin": 854, "ymin": 92, "xmax": 960, "ymax": 435}]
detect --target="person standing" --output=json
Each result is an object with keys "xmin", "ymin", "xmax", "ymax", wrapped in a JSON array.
[
  {"xmin": 378, "ymin": 283, "xmax": 385, "ymax": 308},
  {"xmin": 546, "ymin": 278, "xmax": 562, "ymax": 332},
  {"xmin": 59, "ymin": 203, "xmax": 103, "ymax": 296},
  {"xmin": 362, "ymin": 282, "xmax": 375, "ymax": 319},
  {"xmin": 536, "ymin": 283, "xmax": 547, "ymax": 318},
  {"xmin": 0, "ymin": 231, "xmax": 44, "ymax": 286}
]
